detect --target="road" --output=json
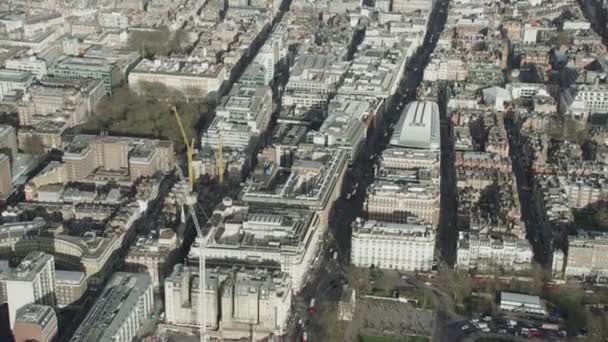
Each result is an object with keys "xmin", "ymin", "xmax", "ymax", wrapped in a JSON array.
[
  {"xmin": 289, "ymin": 0, "xmax": 452, "ymax": 340},
  {"xmin": 504, "ymin": 116, "xmax": 552, "ymax": 266}
]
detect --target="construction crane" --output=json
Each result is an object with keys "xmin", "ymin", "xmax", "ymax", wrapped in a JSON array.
[
  {"xmin": 175, "ymin": 165, "xmax": 208, "ymax": 342},
  {"xmin": 218, "ymin": 131, "xmax": 224, "ymax": 185},
  {"xmin": 172, "ymin": 106, "xmax": 195, "ymax": 191}
]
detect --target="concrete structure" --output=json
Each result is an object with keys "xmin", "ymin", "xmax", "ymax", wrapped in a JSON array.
[
  {"xmin": 70, "ymin": 273, "xmax": 153, "ymax": 342},
  {"xmin": 500, "ymin": 292, "xmax": 545, "ymax": 315},
  {"xmin": 0, "ymin": 252, "xmax": 56, "ymax": 327},
  {"xmin": 390, "ymin": 101, "xmax": 440, "ymax": 151},
  {"xmin": 50, "ymin": 57, "xmax": 120, "ymax": 94},
  {"xmin": 164, "ymin": 265, "xmax": 292, "ymax": 339},
  {"xmin": 55, "ymin": 270, "xmax": 87, "ymax": 308},
  {"xmin": 128, "ymin": 59, "xmax": 226, "ymax": 100},
  {"xmin": 338, "ymin": 286, "xmax": 356, "ymax": 321},
  {"xmin": 560, "ymin": 84, "xmax": 608, "ymax": 119},
  {"xmin": 191, "ymin": 199, "xmax": 322, "ymax": 291},
  {"xmin": 0, "ymin": 70, "xmax": 35, "ymax": 101},
  {"xmin": 365, "ymin": 180, "xmax": 440, "ymax": 224},
  {"xmin": 564, "ymin": 231, "xmax": 608, "ymax": 277},
  {"xmin": 123, "ymin": 229, "xmax": 179, "ymax": 288},
  {"xmin": 241, "ymin": 148, "xmax": 349, "ymax": 228},
  {"xmin": 351, "ymin": 218, "xmax": 435, "ymax": 271},
  {"xmin": 62, "ymin": 135, "xmax": 174, "ymax": 182},
  {"xmin": 311, "ymin": 96, "xmax": 378, "ymax": 163},
  {"xmin": 12, "ymin": 304, "xmax": 57, "ymax": 342}
]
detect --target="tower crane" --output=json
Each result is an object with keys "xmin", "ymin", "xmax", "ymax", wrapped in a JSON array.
[
  {"xmin": 218, "ymin": 131, "xmax": 224, "ymax": 185},
  {"xmin": 175, "ymin": 165, "xmax": 208, "ymax": 342},
  {"xmin": 172, "ymin": 106, "xmax": 194, "ymax": 191}
]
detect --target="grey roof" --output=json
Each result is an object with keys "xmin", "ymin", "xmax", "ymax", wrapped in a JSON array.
[
  {"xmin": 390, "ymin": 101, "xmax": 440, "ymax": 150},
  {"xmin": 501, "ymin": 291, "xmax": 542, "ymax": 306}
]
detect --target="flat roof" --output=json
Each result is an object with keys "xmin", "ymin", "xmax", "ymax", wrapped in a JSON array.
[
  {"xmin": 501, "ymin": 292, "xmax": 542, "ymax": 306},
  {"xmin": 390, "ymin": 101, "xmax": 440, "ymax": 150}
]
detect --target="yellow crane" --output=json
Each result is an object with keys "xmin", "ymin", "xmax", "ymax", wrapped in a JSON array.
[{"xmin": 172, "ymin": 106, "xmax": 194, "ymax": 191}]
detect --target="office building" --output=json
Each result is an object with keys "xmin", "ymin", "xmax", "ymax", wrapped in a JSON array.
[
  {"xmin": 500, "ymin": 292, "xmax": 545, "ymax": 315},
  {"xmin": 70, "ymin": 273, "xmax": 153, "ymax": 342},
  {"xmin": 364, "ymin": 180, "xmax": 440, "ymax": 224},
  {"xmin": 55, "ymin": 270, "xmax": 87, "ymax": 308},
  {"xmin": 50, "ymin": 57, "xmax": 120, "ymax": 94},
  {"xmin": 241, "ymin": 147, "xmax": 349, "ymax": 227},
  {"xmin": 12, "ymin": 304, "xmax": 57, "ymax": 342},
  {"xmin": 190, "ymin": 199, "xmax": 322, "ymax": 291},
  {"xmin": 62, "ymin": 135, "xmax": 174, "ymax": 182},
  {"xmin": 351, "ymin": 218, "xmax": 435, "ymax": 271},
  {"xmin": 128, "ymin": 59, "xmax": 226, "ymax": 100},
  {"xmin": 123, "ymin": 229, "xmax": 179, "ymax": 288},
  {"xmin": 560, "ymin": 84, "xmax": 608, "ymax": 119},
  {"xmin": 311, "ymin": 97, "xmax": 378, "ymax": 163},
  {"xmin": 0, "ymin": 252, "xmax": 56, "ymax": 327},
  {"xmin": 165, "ymin": 265, "xmax": 292, "ymax": 339},
  {"xmin": 0, "ymin": 70, "xmax": 35, "ymax": 101}
]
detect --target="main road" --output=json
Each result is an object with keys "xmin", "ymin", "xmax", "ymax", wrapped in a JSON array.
[{"xmin": 290, "ymin": 0, "xmax": 452, "ymax": 340}]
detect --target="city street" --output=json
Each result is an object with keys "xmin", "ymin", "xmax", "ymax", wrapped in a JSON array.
[{"xmin": 289, "ymin": 0, "xmax": 452, "ymax": 340}]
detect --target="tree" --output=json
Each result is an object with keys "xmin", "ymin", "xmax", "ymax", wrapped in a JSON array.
[
  {"xmin": 319, "ymin": 304, "xmax": 348, "ymax": 342},
  {"xmin": 346, "ymin": 266, "xmax": 371, "ymax": 296},
  {"xmin": 437, "ymin": 262, "xmax": 472, "ymax": 306},
  {"xmin": 85, "ymin": 85, "xmax": 209, "ymax": 150}
]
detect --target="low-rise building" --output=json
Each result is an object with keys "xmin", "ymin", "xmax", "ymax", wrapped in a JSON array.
[
  {"xmin": 500, "ymin": 292, "xmax": 545, "ymax": 315},
  {"xmin": 564, "ymin": 231, "xmax": 608, "ymax": 277},
  {"xmin": 456, "ymin": 231, "xmax": 533, "ymax": 271},
  {"xmin": 123, "ymin": 229, "xmax": 180, "ymax": 288},
  {"xmin": 55, "ymin": 270, "xmax": 87, "ymax": 308}
]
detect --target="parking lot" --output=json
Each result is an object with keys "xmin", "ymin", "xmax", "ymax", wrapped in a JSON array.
[{"xmin": 448, "ymin": 314, "xmax": 567, "ymax": 342}]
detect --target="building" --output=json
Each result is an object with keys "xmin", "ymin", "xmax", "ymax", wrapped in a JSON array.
[
  {"xmin": 365, "ymin": 179, "xmax": 440, "ymax": 224},
  {"xmin": 456, "ymin": 232, "xmax": 533, "ymax": 271},
  {"xmin": 241, "ymin": 147, "xmax": 349, "ymax": 227},
  {"xmin": 0, "ymin": 303, "xmax": 13, "ymax": 342},
  {"xmin": 50, "ymin": 57, "xmax": 120, "ymax": 94},
  {"xmin": 55, "ymin": 270, "xmax": 87, "ymax": 308},
  {"xmin": 351, "ymin": 218, "xmax": 435, "ymax": 271},
  {"xmin": 500, "ymin": 292, "xmax": 545, "ymax": 315},
  {"xmin": 310, "ymin": 97, "xmax": 377, "ymax": 163},
  {"xmin": 560, "ymin": 84, "xmax": 608, "ymax": 119},
  {"xmin": 190, "ymin": 199, "xmax": 322, "ymax": 291},
  {"xmin": 564, "ymin": 231, "xmax": 608, "ymax": 277},
  {"xmin": 0, "ymin": 252, "xmax": 56, "ymax": 327},
  {"xmin": 128, "ymin": 59, "xmax": 226, "ymax": 100},
  {"xmin": 0, "ymin": 70, "xmax": 35, "ymax": 101},
  {"xmin": 390, "ymin": 101, "xmax": 440, "ymax": 151},
  {"xmin": 0, "ymin": 153, "xmax": 12, "ymax": 198},
  {"xmin": 69, "ymin": 273, "xmax": 154, "ymax": 342},
  {"xmin": 62, "ymin": 135, "xmax": 174, "ymax": 182},
  {"xmin": 12, "ymin": 304, "xmax": 57, "ymax": 342},
  {"xmin": 5, "ymin": 56, "xmax": 48, "ymax": 79},
  {"xmin": 164, "ymin": 265, "xmax": 292, "ymax": 339},
  {"xmin": 0, "ymin": 125, "xmax": 18, "ymax": 161},
  {"xmin": 123, "ymin": 229, "xmax": 179, "ymax": 288}
]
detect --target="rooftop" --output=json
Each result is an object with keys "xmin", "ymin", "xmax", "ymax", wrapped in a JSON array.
[
  {"xmin": 390, "ymin": 101, "xmax": 440, "ymax": 150},
  {"xmin": 14, "ymin": 304, "xmax": 56, "ymax": 328}
]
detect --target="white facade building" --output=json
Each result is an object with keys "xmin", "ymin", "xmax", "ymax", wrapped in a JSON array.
[
  {"xmin": 456, "ymin": 232, "xmax": 533, "ymax": 271},
  {"xmin": 0, "ymin": 70, "xmax": 35, "ymax": 100},
  {"xmin": 564, "ymin": 231, "xmax": 608, "ymax": 277},
  {"xmin": 70, "ymin": 273, "xmax": 154, "ymax": 342},
  {"xmin": 165, "ymin": 265, "xmax": 292, "ymax": 338},
  {"xmin": 0, "ymin": 251, "xmax": 56, "ymax": 328},
  {"xmin": 351, "ymin": 218, "xmax": 435, "ymax": 271}
]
